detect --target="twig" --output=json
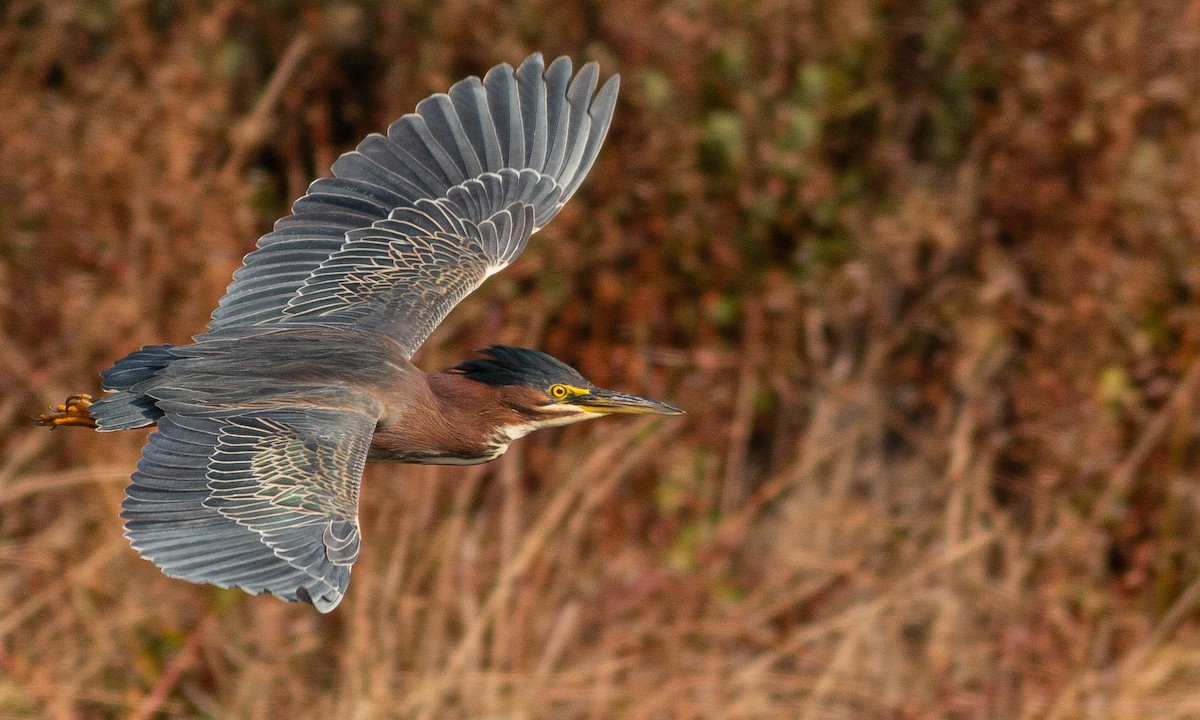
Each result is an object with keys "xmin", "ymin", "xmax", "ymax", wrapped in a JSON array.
[
  {"xmin": 1041, "ymin": 573, "xmax": 1200, "ymax": 720},
  {"xmin": 0, "ymin": 540, "xmax": 125, "ymax": 640},
  {"xmin": 1090, "ymin": 355, "xmax": 1200, "ymax": 524},
  {"xmin": 734, "ymin": 528, "xmax": 999, "ymax": 682},
  {"xmin": 222, "ymin": 33, "xmax": 312, "ymax": 175},
  {"xmin": 0, "ymin": 466, "xmax": 129, "ymax": 504},
  {"xmin": 128, "ymin": 620, "xmax": 208, "ymax": 720},
  {"xmin": 407, "ymin": 421, "xmax": 678, "ymax": 717},
  {"xmin": 720, "ymin": 299, "xmax": 763, "ymax": 514}
]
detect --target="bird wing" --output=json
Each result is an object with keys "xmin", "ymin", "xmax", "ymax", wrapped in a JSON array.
[
  {"xmin": 206, "ymin": 54, "xmax": 619, "ymax": 356},
  {"xmin": 121, "ymin": 405, "xmax": 378, "ymax": 612},
  {"xmin": 279, "ymin": 181, "xmax": 538, "ymax": 356}
]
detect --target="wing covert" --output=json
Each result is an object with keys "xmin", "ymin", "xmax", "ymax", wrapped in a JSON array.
[{"xmin": 281, "ymin": 195, "xmax": 536, "ymax": 356}]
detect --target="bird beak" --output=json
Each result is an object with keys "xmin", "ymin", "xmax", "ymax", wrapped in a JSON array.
[{"xmin": 576, "ymin": 388, "xmax": 684, "ymax": 415}]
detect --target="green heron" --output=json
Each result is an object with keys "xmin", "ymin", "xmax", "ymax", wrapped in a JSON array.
[{"xmin": 38, "ymin": 54, "xmax": 681, "ymax": 612}]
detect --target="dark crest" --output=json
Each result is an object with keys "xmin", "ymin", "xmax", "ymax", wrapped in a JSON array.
[{"xmin": 452, "ymin": 346, "xmax": 589, "ymax": 388}]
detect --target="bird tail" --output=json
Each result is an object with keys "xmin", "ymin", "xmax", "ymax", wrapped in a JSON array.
[{"xmin": 90, "ymin": 344, "xmax": 176, "ymax": 431}]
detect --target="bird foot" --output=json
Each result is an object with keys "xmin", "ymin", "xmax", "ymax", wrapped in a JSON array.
[{"xmin": 36, "ymin": 393, "xmax": 98, "ymax": 429}]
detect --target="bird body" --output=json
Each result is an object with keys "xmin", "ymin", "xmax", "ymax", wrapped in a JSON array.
[
  {"xmin": 93, "ymin": 327, "xmax": 619, "ymax": 465},
  {"xmin": 39, "ymin": 54, "xmax": 681, "ymax": 612}
]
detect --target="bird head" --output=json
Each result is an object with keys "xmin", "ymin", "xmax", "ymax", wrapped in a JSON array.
[{"xmin": 451, "ymin": 346, "xmax": 683, "ymax": 434}]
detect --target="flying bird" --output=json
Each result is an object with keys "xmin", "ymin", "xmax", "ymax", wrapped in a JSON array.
[{"xmin": 38, "ymin": 53, "xmax": 682, "ymax": 612}]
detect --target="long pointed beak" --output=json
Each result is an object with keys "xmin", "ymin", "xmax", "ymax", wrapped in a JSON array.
[{"xmin": 576, "ymin": 388, "xmax": 684, "ymax": 415}]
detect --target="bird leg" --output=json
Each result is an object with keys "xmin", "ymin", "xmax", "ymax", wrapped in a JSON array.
[{"xmin": 36, "ymin": 393, "xmax": 98, "ymax": 429}]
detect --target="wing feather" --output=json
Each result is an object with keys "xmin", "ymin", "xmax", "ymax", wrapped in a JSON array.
[
  {"xmin": 452, "ymin": 77, "xmax": 504, "ymax": 171},
  {"xmin": 516, "ymin": 55, "xmax": 550, "ymax": 172},
  {"xmin": 559, "ymin": 63, "xmax": 598, "ymax": 190},
  {"xmin": 122, "ymin": 407, "xmax": 377, "ymax": 612},
  {"xmin": 484, "ymin": 61, "xmax": 524, "ymax": 166},
  {"xmin": 541, "ymin": 58, "xmax": 573, "ymax": 179},
  {"xmin": 564, "ymin": 75, "xmax": 619, "ymax": 199},
  {"xmin": 417, "ymin": 93, "xmax": 484, "ymax": 179},
  {"xmin": 206, "ymin": 54, "xmax": 620, "ymax": 352}
]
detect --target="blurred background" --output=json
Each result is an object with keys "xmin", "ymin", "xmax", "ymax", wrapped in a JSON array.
[{"xmin": 2, "ymin": 0, "xmax": 1200, "ymax": 717}]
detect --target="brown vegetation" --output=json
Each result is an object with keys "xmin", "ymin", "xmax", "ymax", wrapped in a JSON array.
[{"xmin": 2, "ymin": 0, "xmax": 1200, "ymax": 717}]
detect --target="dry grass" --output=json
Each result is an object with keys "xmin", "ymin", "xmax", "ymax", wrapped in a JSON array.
[{"xmin": 2, "ymin": 0, "xmax": 1200, "ymax": 717}]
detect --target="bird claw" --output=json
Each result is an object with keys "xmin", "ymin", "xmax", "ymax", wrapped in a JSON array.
[{"xmin": 36, "ymin": 393, "xmax": 97, "ymax": 429}]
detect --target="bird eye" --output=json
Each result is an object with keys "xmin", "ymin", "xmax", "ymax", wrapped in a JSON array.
[{"xmin": 550, "ymin": 384, "xmax": 569, "ymax": 399}]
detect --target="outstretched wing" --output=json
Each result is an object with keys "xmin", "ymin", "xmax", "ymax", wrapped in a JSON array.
[
  {"xmin": 281, "ymin": 185, "xmax": 537, "ymax": 356},
  {"xmin": 207, "ymin": 54, "xmax": 619, "ymax": 356},
  {"xmin": 121, "ymin": 405, "xmax": 378, "ymax": 612}
]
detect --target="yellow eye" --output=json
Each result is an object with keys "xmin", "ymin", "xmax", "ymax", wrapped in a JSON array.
[{"xmin": 550, "ymin": 384, "xmax": 569, "ymax": 399}]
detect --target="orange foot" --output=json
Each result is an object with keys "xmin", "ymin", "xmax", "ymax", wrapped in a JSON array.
[{"xmin": 36, "ymin": 393, "xmax": 98, "ymax": 429}]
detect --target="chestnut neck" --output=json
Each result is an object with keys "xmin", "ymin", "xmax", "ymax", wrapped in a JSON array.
[{"xmin": 368, "ymin": 371, "xmax": 544, "ymax": 464}]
